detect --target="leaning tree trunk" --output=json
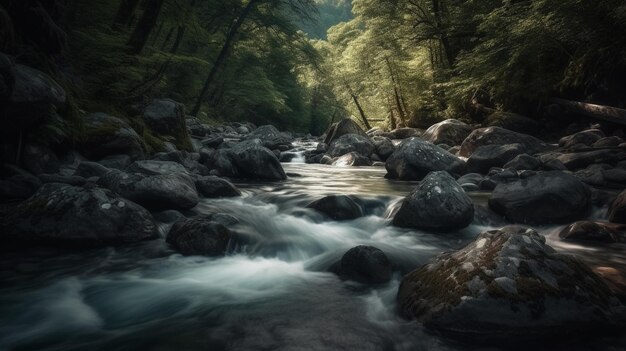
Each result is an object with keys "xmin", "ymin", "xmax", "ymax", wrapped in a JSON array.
[
  {"xmin": 113, "ymin": 0, "xmax": 141, "ymax": 29},
  {"xmin": 549, "ymin": 98, "xmax": 626, "ymax": 127},
  {"xmin": 350, "ymin": 93, "xmax": 372, "ymax": 130},
  {"xmin": 192, "ymin": 0, "xmax": 260, "ymax": 116},
  {"xmin": 127, "ymin": 0, "xmax": 164, "ymax": 54}
]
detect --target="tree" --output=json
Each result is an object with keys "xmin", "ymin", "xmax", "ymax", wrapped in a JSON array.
[{"xmin": 127, "ymin": 0, "xmax": 165, "ymax": 54}]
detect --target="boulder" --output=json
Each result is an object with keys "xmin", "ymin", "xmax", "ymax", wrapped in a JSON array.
[
  {"xmin": 74, "ymin": 161, "xmax": 111, "ymax": 178},
  {"xmin": 80, "ymin": 113, "xmax": 145, "ymax": 160},
  {"xmin": 307, "ymin": 195, "xmax": 363, "ymax": 221},
  {"xmin": 608, "ymin": 190, "xmax": 626, "ymax": 224},
  {"xmin": 503, "ymin": 154, "xmax": 541, "ymax": 171},
  {"xmin": 126, "ymin": 160, "xmax": 188, "ymax": 176},
  {"xmin": 324, "ymin": 118, "xmax": 368, "ymax": 145},
  {"xmin": 556, "ymin": 149, "xmax": 626, "ymax": 170},
  {"xmin": 22, "ymin": 144, "xmax": 60, "ymax": 175},
  {"xmin": 98, "ymin": 154, "xmax": 132, "ymax": 170},
  {"xmin": 38, "ymin": 174, "xmax": 87, "ymax": 186},
  {"xmin": 143, "ymin": 99, "xmax": 192, "ymax": 150},
  {"xmin": 594, "ymin": 136, "xmax": 623, "ymax": 148},
  {"xmin": 98, "ymin": 170, "xmax": 199, "ymax": 211},
  {"xmin": 397, "ymin": 226, "xmax": 622, "ymax": 340},
  {"xmin": 385, "ymin": 138, "xmax": 465, "ymax": 180},
  {"xmin": 459, "ymin": 127, "xmax": 551, "ymax": 158},
  {"xmin": 559, "ymin": 221, "xmax": 622, "ymax": 243},
  {"xmin": 393, "ymin": 171, "xmax": 474, "ymax": 231},
  {"xmin": 166, "ymin": 218, "xmax": 232, "ymax": 256},
  {"xmin": 389, "ymin": 128, "xmax": 423, "ymax": 139},
  {"xmin": 195, "ymin": 176, "xmax": 241, "ymax": 198},
  {"xmin": 559, "ymin": 129, "xmax": 605, "ymax": 148},
  {"xmin": 1, "ymin": 183, "xmax": 157, "ymax": 247},
  {"xmin": 327, "ymin": 134, "xmax": 374, "ymax": 158},
  {"xmin": 489, "ymin": 171, "xmax": 591, "ymax": 224},
  {"xmin": 331, "ymin": 246, "xmax": 392, "ymax": 284},
  {"xmin": 332, "ymin": 152, "xmax": 372, "ymax": 167},
  {"xmin": 466, "ymin": 144, "xmax": 525, "ymax": 174},
  {"xmin": 485, "ymin": 111, "xmax": 540, "ymax": 135},
  {"xmin": 423, "ymin": 119, "xmax": 473, "ymax": 146},
  {"xmin": 229, "ymin": 140, "xmax": 287, "ymax": 180},
  {"xmin": 245, "ymin": 125, "xmax": 293, "ymax": 149},
  {"xmin": 371, "ymin": 136, "xmax": 395, "ymax": 161},
  {"xmin": 186, "ymin": 117, "xmax": 208, "ymax": 137}
]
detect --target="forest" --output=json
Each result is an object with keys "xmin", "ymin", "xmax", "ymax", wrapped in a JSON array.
[{"xmin": 1, "ymin": 0, "xmax": 626, "ymax": 350}]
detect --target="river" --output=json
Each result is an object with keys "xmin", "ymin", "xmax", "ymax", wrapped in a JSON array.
[{"xmin": 1, "ymin": 149, "xmax": 625, "ymax": 351}]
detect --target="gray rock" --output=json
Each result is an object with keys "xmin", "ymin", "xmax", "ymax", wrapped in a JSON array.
[
  {"xmin": 385, "ymin": 138, "xmax": 465, "ymax": 180},
  {"xmin": 74, "ymin": 161, "xmax": 111, "ymax": 178},
  {"xmin": 593, "ymin": 136, "xmax": 624, "ymax": 148},
  {"xmin": 466, "ymin": 144, "xmax": 525, "ymax": 174},
  {"xmin": 393, "ymin": 171, "xmax": 474, "ymax": 231},
  {"xmin": 229, "ymin": 140, "xmax": 287, "ymax": 180},
  {"xmin": 166, "ymin": 218, "xmax": 231, "ymax": 256},
  {"xmin": 331, "ymin": 246, "xmax": 392, "ymax": 284},
  {"xmin": 559, "ymin": 129, "xmax": 605, "ymax": 148},
  {"xmin": 423, "ymin": 119, "xmax": 473, "ymax": 146},
  {"xmin": 559, "ymin": 221, "xmax": 622, "ymax": 243},
  {"xmin": 324, "ymin": 118, "xmax": 368, "ymax": 145},
  {"xmin": 459, "ymin": 127, "xmax": 551, "ymax": 158},
  {"xmin": 38, "ymin": 174, "xmax": 87, "ymax": 186},
  {"xmin": 195, "ymin": 176, "xmax": 241, "ymax": 198},
  {"xmin": 245, "ymin": 125, "xmax": 293, "ymax": 149},
  {"xmin": 556, "ymin": 149, "xmax": 626, "ymax": 170},
  {"xmin": 332, "ymin": 152, "xmax": 372, "ymax": 167},
  {"xmin": 127, "ymin": 160, "xmax": 189, "ymax": 176},
  {"xmin": 22, "ymin": 144, "xmax": 60, "ymax": 175},
  {"xmin": 327, "ymin": 133, "xmax": 374, "ymax": 158},
  {"xmin": 143, "ymin": 98, "xmax": 185, "ymax": 135},
  {"xmin": 489, "ymin": 171, "xmax": 591, "ymax": 224},
  {"xmin": 485, "ymin": 111, "xmax": 540, "ymax": 134},
  {"xmin": 371, "ymin": 136, "xmax": 395, "ymax": 161},
  {"xmin": 503, "ymin": 154, "xmax": 541, "ymax": 171},
  {"xmin": 307, "ymin": 195, "xmax": 363, "ymax": 220},
  {"xmin": 389, "ymin": 128, "xmax": 423, "ymax": 139},
  {"xmin": 80, "ymin": 113, "xmax": 145, "ymax": 160}
]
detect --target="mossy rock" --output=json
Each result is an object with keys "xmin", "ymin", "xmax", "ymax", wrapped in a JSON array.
[
  {"xmin": 79, "ymin": 112, "xmax": 145, "ymax": 160},
  {"xmin": 142, "ymin": 99, "xmax": 193, "ymax": 152}
]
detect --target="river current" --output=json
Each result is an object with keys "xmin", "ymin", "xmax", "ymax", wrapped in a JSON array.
[{"xmin": 1, "ymin": 149, "xmax": 625, "ymax": 351}]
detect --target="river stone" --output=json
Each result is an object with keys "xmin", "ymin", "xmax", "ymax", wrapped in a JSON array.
[
  {"xmin": 332, "ymin": 152, "xmax": 372, "ymax": 167},
  {"xmin": 393, "ymin": 171, "xmax": 474, "ymax": 231},
  {"xmin": 609, "ymin": 190, "xmax": 626, "ymax": 224},
  {"xmin": 143, "ymin": 99, "xmax": 192, "ymax": 150},
  {"xmin": 126, "ymin": 160, "xmax": 189, "ymax": 176},
  {"xmin": 327, "ymin": 133, "xmax": 375, "ymax": 158},
  {"xmin": 195, "ymin": 176, "xmax": 241, "ymax": 198},
  {"xmin": 74, "ymin": 161, "xmax": 111, "ymax": 178},
  {"xmin": 559, "ymin": 221, "xmax": 622, "ymax": 243},
  {"xmin": 423, "ymin": 119, "xmax": 473, "ymax": 146},
  {"xmin": 489, "ymin": 171, "xmax": 591, "ymax": 224},
  {"xmin": 371, "ymin": 136, "xmax": 395, "ymax": 161},
  {"xmin": 459, "ymin": 127, "xmax": 551, "ymax": 158},
  {"xmin": 556, "ymin": 149, "xmax": 626, "ymax": 170},
  {"xmin": 331, "ymin": 246, "xmax": 392, "ymax": 284},
  {"xmin": 324, "ymin": 118, "xmax": 368, "ymax": 145},
  {"xmin": 397, "ymin": 226, "xmax": 623, "ymax": 341},
  {"xmin": 503, "ymin": 154, "xmax": 541, "ymax": 171},
  {"xmin": 80, "ymin": 113, "xmax": 145, "ymax": 160},
  {"xmin": 166, "ymin": 218, "xmax": 231, "ymax": 256},
  {"xmin": 485, "ymin": 111, "xmax": 540, "ymax": 135},
  {"xmin": 98, "ymin": 170, "xmax": 199, "ymax": 211},
  {"xmin": 385, "ymin": 138, "xmax": 466, "ymax": 180},
  {"xmin": 559, "ymin": 129, "xmax": 605, "ymax": 148},
  {"xmin": 245, "ymin": 125, "xmax": 293, "ymax": 149},
  {"xmin": 466, "ymin": 144, "xmax": 525, "ymax": 174},
  {"xmin": 389, "ymin": 128, "xmax": 423, "ymax": 139},
  {"xmin": 1, "ymin": 183, "xmax": 157, "ymax": 247},
  {"xmin": 307, "ymin": 195, "xmax": 363, "ymax": 221},
  {"xmin": 229, "ymin": 140, "xmax": 287, "ymax": 180},
  {"xmin": 38, "ymin": 174, "xmax": 87, "ymax": 186},
  {"xmin": 594, "ymin": 136, "xmax": 623, "ymax": 148}
]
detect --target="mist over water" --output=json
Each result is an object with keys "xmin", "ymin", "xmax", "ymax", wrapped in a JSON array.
[{"xmin": 1, "ymin": 157, "xmax": 624, "ymax": 351}]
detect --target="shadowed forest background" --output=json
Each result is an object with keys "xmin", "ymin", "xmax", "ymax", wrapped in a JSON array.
[{"xmin": 2, "ymin": 0, "xmax": 626, "ymax": 152}]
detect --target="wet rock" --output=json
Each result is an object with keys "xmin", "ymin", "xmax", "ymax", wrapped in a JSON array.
[
  {"xmin": 609, "ymin": 190, "xmax": 626, "ymax": 224},
  {"xmin": 202, "ymin": 136, "xmax": 224, "ymax": 148},
  {"xmin": 98, "ymin": 154, "xmax": 132, "ymax": 170},
  {"xmin": 605, "ymin": 168, "xmax": 626, "ymax": 184},
  {"xmin": 385, "ymin": 138, "xmax": 465, "ymax": 180},
  {"xmin": 166, "ymin": 218, "xmax": 231, "ymax": 256},
  {"xmin": 485, "ymin": 111, "xmax": 540, "ymax": 135},
  {"xmin": 331, "ymin": 246, "xmax": 392, "ymax": 284},
  {"xmin": 393, "ymin": 171, "xmax": 474, "ymax": 231},
  {"xmin": 556, "ymin": 149, "xmax": 626, "ymax": 170},
  {"xmin": 489, "ymin": 171, "xmax": 591, "ymax": 224},
  {"xmin": 397, "ymin": 226, "xmax": 622, "ymax": 340},
  {"xmin": 126, "ymin": 160, "xmax": 189, "ymax": 176},
  {"xmin": 389, "ymin": 128, "xmax": 423, "ymax": 139},
  {"xmin": 559, "ymin": 129, "xmax": 604, "ymax": 148},
  {"xmin": 371, "ymin": 136, "xmax": 395, "ymax": 161},
  {"xmin": 575, "ymin": 164, "xmax": 609, "ymax": 186},
  {"xmin": 38, "ymin": 174, "xmax": 87, "ymax": 186},
  {"xmin": 1, "ymin": 183, "xmax": 157, "ymax": 247},
  {"xmin": 459, "ymin": 127, "xmax": 551, "ymax": 158},
  {"xmin": 559, "ymin": 221, "xmax": 622, "ymax": 243},
  {"xmin": 186, "ymin": 117, "xmax": 208, "ymax": 137},
  {"xmin": 324, "ymin": 118, "xmax": 368, "ymax": 145},
  {"xmin": 423, "ymin": 119, "xmax": 473, "ymax": 146},
  {"xmin": 594, "ymin": 136, "xmax": 623, "ymax": 148},
  {"xmin": 466, "ymin": 144, "xmax": 525, "ymax": 174},
  {"xmin": 332, "ymin": 152, "xmax": 372, "ymax": 167},
  {"xmin": 74, "ymin": 161, "xmax": 111, "ymax": 178},
  {"xmin": 143, "ymin": 98, "xmax": 186, "ymax": 135},
  {"xmin": 327, "ymin": 134, "xmax": 374, "ymax": 158},
  {"xmin": 229, "ymin": 140, "xmax": 287, "ymax": 180},
  {"xmin": 98, "ymin": 170, "xmax": 199, "ymax": 211},
  {"xmin": 457, "ymin": 173, "xmax": 484, "ymax": 189},
  {"xmin": 80, "ymin": 113, "xmax": 145, "ymax": 160},
  {"xmin": 245, "ymin": 125, "xmax": 293, "ymax": 149},
  {"xmin": 307, "ymin": 195, "xmax": 363, "ymax": 221},
  {"xmin": 195, "ymin": 176, "xmax": 241, "ymax": 198},
  {"xmin": 503, "ymin": 154, "xmax": 541, "ymax": 171}
]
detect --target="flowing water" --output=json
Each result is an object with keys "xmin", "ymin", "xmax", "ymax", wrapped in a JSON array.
[{"xmin": 1, "ymin": 144, "xmax": 625, "ymax": 351}]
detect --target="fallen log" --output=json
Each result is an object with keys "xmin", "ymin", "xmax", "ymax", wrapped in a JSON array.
[{"xmin": 549, "ymin": 98, "xmax": 626, "ymax": 127}]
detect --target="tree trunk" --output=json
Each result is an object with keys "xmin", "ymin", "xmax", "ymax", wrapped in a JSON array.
[
  {"xmin": 351, "ymin": 94, "xmax": 372, "ymax": 130},
  {"xmin": 549, "ymin": 98, "xmax": 626, "ymax": 126},
  {"xmin": 127, "ymin": 0, "xmax": 164, "ymax": 54},
  {"xmin": 431, "ymin": 0, "xmax": 455, "ymax": 67},
  {"xmin": 387, "ymin": 97, "xmax": 397, "ymax": 130},
  {"xmin": 113, "ymin": 0, "xmax": 141, "ymax": 28},
  {"xmin": 192, "ymin": 0, "xmax": 260, "ymax": 116},
  {"xmin": 170, "ymin": 25, "xmax": 186, "ymax": 53}
]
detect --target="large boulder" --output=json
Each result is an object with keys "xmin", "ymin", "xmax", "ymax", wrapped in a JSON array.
[
  {"xmin": 385, "ymin": 138, "xmax": 465, "ymax": 180},
  {"xmin": 423, "ymin": 119, "xmax": 473, "ymax": 146},
  {"xmin": 559, "ymin": 221, "xmax": 623, "ymax": 243},
  {"xmin": 489, "ymin": 171, "xmax": 591, "ymax": 224},
  {"xmin": 389, "ymin": 128, "xmax": 423, "ymax": 139},
  {"xmin": 559, "ymin": 129, "xmax": 605, "ymax": 148},
  {"xmin": 556, "ymin": 149, "xmax": 626, "ymax": 170},
  {"xmin": 245, "ymin": 125, "xmax": 293, "ymax": 149},
  {"xmin": 143, "ymin": 99, "xmax": 192, "ymax": 150},
  {"xmin": 324, "ymin": 118, "xmax": 368, "ymax": 145},
  {"xmin": 2, "ymin": 64, "xmax": 66, "ymax": 130},
  {"xmin": 459, "ymin": 127, "xmax": 551, "ymax": 158},
  {"xmin": 397, "ymin": 226, "xmax": 622, "ymax": 340},
  {"xmin": 126, "ymin": 160, "xmax": 188, "ymax": 176},
  {"xmin": 503, "ymin": 154, "xmax": 542, "ymax": 171},
  {"xmin": 80, "ymin": 113, "xmax": 145, "ymax": 160},
  {"xmin": 393, "ymin": 171, "xmax": 474, "ymax": 231},
  {"xmin": 98, "ymin": 170, "xmax": 199, "ymax": 211},
  {"xmin": 485, "ymin": 111, "xmax": 540, "ymax": 135},
  {"xmin": 195, "ymin": 176, "xmax": 241, "ymax": 198},
  {"xmin": 229, "ymin": 140, "xmax": 287, "ymax": 180},
  {"xmin": 327, "ymin": 133, "xmax": 374, "ymax": 158},
  {"xmin": 608, "ymin": 190, "xmax": 626, "ymax": 224},
  {"xmin": 466, "ymin": 144, "xmax": 525, "ymax": 174},
  {"xmin": 330, "ymin": 246, "xmax": 392, "ymax": 284},
  {"xmin": 1, "ymin": 183, "xmax": 157, "ymax": 247},
  {"xmin": 166, "ymin": 218, "xmax": 232, "ymax": 256},
  {"xmin": 307, "ymin": 195, "xmax": 363, "ymax": 220},
  {"xmin": 371, "ymin": 136, "xmax": 395, "ymax": 161}
]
